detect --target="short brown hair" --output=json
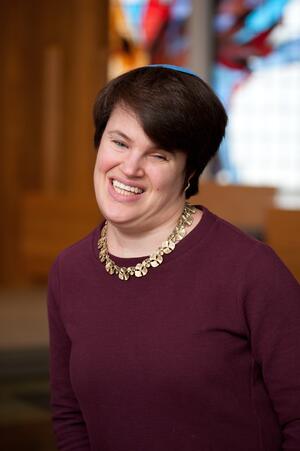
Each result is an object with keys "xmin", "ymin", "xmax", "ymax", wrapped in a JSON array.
[{"xmin": 93, "ymin": 66, "xmax": 227, "ymax": 198}]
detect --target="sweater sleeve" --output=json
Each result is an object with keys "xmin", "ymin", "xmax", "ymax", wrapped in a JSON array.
[
  {"xmin": 240, "ymin": 244, "xmax": 300, "ymax": 450},
  {"xmin": 47, "ymin": 257, "xmax": 91, "ymax": 451}
]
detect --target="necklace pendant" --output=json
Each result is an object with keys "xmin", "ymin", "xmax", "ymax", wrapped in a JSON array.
[
  {"xmin": 118, "ymin": 268, "xmax": 129, "ymax": 280},
  {"xmin": 150, "ymin": 253, "xmax": 163, "ymax": 267},
  {"xmin": 142, "ymin": 266, "xmax": 148, "ymax": 275},
  {"xmin": 176, "ymin": 228, "xmax": 186, "ymax": 240},
  {"xmin": 105, "ymin": 261, "xmax": 115, "ymax": 275},
  {"xmin": 161, "ymin": 240, "xmax": 175, "ymax": 254},
  {"xmin": 134, "ymin": 263, "xmax": 148, "ymax": 277},
  {"xmin": 99, "ymin": 253, "xmax": 106, "ymax": 263}
]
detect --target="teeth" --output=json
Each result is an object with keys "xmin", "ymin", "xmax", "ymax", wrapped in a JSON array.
[{"xmin": 112, "ymin": 179, "xmax": 143, "ymax": 194}]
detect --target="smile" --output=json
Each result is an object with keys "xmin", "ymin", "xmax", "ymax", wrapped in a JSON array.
[{"xmin": 112, "ymin": 179, "xmax": 144, "ymax": 195}]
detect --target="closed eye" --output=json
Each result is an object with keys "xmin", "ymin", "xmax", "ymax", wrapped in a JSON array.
[{"xmin": 152, "ymin": 154, "xmax": 168, "ymax": 161}]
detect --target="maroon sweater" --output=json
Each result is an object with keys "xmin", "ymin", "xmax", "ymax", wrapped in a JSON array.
[{"xmin": 47, "ymin": 206, "xmax": 300, "ymax": 451}]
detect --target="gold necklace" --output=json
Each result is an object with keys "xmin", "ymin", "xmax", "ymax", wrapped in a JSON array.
[{"xmin": 97, "ymin": 203, "xmax": 196, "ymax": 281}]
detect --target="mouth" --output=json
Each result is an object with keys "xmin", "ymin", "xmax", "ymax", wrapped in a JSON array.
[{"xmin": 111, "ymin": 179, "xmax": 145, "ymax": 196}]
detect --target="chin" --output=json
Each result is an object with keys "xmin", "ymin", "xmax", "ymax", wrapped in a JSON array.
[{"xmin": 99, "ymin": 200, "xmax": 136, "ymax": 225}]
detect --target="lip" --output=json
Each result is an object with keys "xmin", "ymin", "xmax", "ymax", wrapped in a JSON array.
[{"xmin": 107, "ymin": 178, "xmax": 144, "ymax": 203}]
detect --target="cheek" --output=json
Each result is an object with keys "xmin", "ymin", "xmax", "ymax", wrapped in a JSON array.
[
  {"xmin": 149, "ymin": 167, "xmax": 185, "ymax": 194},
  {"xmin": 95, "ymin": 147, "xmax": 118, "ymax": 175}
]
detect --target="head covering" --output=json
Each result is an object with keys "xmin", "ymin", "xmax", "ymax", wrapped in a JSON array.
[{"xmin": 148, "ymin": 64, "xmax": 201, "ymax": 79}]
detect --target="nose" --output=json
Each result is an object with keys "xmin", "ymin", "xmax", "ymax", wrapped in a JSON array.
[{"xmin": 120, "ymin": 150, "xmax": 145, "ymax": 178}]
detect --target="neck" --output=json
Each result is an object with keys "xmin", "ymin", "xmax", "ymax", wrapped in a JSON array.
[{"xmin": 106, "ymin": 203, "xmax": 187, "ymax": 258}]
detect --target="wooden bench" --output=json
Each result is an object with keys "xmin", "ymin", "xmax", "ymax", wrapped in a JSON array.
[
  {"xmin": 190, "ymin": 183, "xmax": 276, "ymax": 237},
  {"xmin": 20, "ymin": 194, "xmax": 102, "ymax": 281}
]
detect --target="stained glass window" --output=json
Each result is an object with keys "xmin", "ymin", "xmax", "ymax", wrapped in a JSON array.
[
  {"xmin": 212, "ymin": 0, "xmax": 300, "ymax": 193},
  {"xmin": 108, "ymin": 0, "xmax": 192, "ymax": 79}
]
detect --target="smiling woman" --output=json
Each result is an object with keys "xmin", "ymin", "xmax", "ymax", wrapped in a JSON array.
[{"xmin": 47, "ymin": 66, "xmax": 300, "ymax": 451}]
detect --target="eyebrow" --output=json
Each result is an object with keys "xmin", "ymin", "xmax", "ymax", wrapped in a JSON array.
[{"xmin": 107, "ymin": 130, "xmax": 132, "ymax": 141}]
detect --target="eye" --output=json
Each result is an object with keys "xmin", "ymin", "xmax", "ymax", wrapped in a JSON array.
[
  {"xmin": 112, "ymin": 140, "xmax": 128, "ymax": 149},
  {"xmin": 151, "ymin": 154, "xmax": 168, "ymax": 161}
]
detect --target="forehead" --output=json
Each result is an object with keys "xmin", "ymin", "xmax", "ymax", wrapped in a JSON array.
[{"xmin": 105, "ymin": 105, "xmax": 144, "ymax": 135}]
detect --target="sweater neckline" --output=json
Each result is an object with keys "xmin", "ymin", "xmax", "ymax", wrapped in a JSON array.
[{"xmin": 92, "ymin": 205, "xmax": 216, "ymax": 268}]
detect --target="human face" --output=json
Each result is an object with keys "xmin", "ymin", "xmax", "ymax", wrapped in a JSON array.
[{"xmin": 94, "ymin": 105, "xmax": 187, "ymax": 233}]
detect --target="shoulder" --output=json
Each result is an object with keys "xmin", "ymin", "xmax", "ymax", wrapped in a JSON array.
[
  {"xmin": 240, "ymin": 238, "xmax": 299, "ymax": 295},
  {"xmin": 58, "ymin": 225, "xmax": 100, "ymax": 261},
  {"xmin": 202, "ymin": 208, "xmax": 300, "ymax": 322},
  {"xmin": 205, "ymin": 207, "xmax": 258, "ymax": 244},
  {"xmin": 199, "ymin": 205, "xmax": 265, "ymax": 261},
  {"xmin": 48, "ymin": 224, "xmax": 102, "ymax": 282},
  {"xmin": 199, "ymin": 205, "xmax": 299, "ymax": 287}
]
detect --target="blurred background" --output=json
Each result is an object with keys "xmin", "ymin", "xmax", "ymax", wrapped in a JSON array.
[{"xmin": 0, "ymin": 0, "xmax": 299, "ymax": 449}]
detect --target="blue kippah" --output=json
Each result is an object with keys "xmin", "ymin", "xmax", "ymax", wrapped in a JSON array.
[{"xmin": 148, "ymin": 64, "xmax": 200, "ymax": 78}]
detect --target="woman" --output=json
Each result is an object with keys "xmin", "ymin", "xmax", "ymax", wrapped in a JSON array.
[{"xmin": 47, "ymin": 65, "xmax": 300, "ymax": 450}]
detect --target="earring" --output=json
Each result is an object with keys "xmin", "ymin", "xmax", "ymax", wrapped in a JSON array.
[{"xmin": 184, "ymin": 181, "xmax": 190, "ymax": 192}]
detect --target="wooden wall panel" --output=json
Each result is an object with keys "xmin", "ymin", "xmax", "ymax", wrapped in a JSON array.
[
  {"xmin": 0, "ymin": 0, "xmax": 108, "ymax": 286},
  {"xmin": 63, "ymin": 0, "xmax": 108, "ymax": 196},
  {"xmin": 0, "ymin": 0, "xmax": 35, "ymax": 285}
]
